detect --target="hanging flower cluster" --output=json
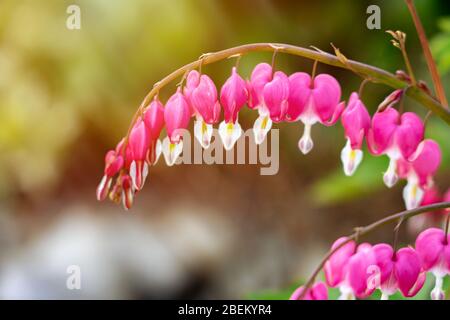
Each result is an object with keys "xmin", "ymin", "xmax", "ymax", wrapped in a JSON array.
[
  {"xmin": 96, "ymin": 62, "xmax": 443, "ymax": 211},
  {"xmin": 291, "ymin": 225, "xmax": 450, "ymax": 300}
]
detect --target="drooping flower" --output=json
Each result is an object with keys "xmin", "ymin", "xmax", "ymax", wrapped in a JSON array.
[
  {"xmin": 128, "ymin": 119, "xmax": 150, "ymax": 190},
  {"xmin": 162, "ymin": 88, "xmax": 191, "ymax": 166},
  {"xmin": 415, "ymin": 228, "xmax": 450, "ymax": 300},
  {"xmin": 367, "ymin": 106, "xmax": 424, "ymax": 188},
  {"xmin": 143, "ymin": 97, "xmax": 165, "ymax": 165},
  {"xmin": 289, "ymin": 281, "xmax": 328, "ymax": 300},
  {"xmin": 397, "ymin": 139, "xmax": 441, "ymax": 210},
  {"xmin": 247, "ymin": 63, "xmax": 273, "ymax": 145},
  {"xmin": 372, "ymin": 244, "xmax": 425, "ymax": 300},
  {"xmin": 96, "ymin": 142, "xmax": 125, "ymax": 201},
  {"xmin": 324, "ymin": 238, "xmax": 375, "ymax": 299},
  {"xmin": 286, "ymin": 73, "xmax": 345, "ymax": 154},
  {"xmin": 340, "ymin": 92, "xmax": 371, "ymax": 176},
  {"xmin": 219, "ymin": 67, "xmax": 248, "ymax": 150},
  {"xmin": 346, "ymin": 243, "xmax": 377, "ymax": 299},
  {"xmin": 184, "ymin": 70, "xmax": 221, "ymax": 148}
]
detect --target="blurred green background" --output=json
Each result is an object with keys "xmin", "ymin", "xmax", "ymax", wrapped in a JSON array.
[{"xmin": 0, "ymin": 0, "xmax": 448, "ymax": 299}]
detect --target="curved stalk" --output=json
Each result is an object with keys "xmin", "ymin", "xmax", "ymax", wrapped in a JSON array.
[
  {"xmin": 125, "ymin": 42, "xmax": 450, "ymax": 146},
  {"xmin": 298, "ymin": 201, "xmax": 450, "ymax": 300}
]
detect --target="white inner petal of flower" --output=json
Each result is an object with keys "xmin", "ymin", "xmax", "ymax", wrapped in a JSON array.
[
  {"xmin": 383, "ymin": 156, "xmax": 399, "ymax": 188},
  {"xmin": 218, "ymin": 120, "xmax": 242, "ymax": 151},
  {"xmin": 194, "ymin": 119, "xmax": 213, "ymax": 149},
  {"xmin": 162, "ymin": 136, "xmax": 183, "ymax": 166},
  {"xmin": 253, "ymin": 114, "xmax": 272, "ymax": 145},
  {"xmin": 340, "ymin": 139, "xmax": 363, "ymax": 176},
  {"xmin": 402, "ymin": 173, "xmax": 424, "ymax": 210},
  {"xmin": 298, "ymin": 123, "xmax": 314, "ymax": 155}
]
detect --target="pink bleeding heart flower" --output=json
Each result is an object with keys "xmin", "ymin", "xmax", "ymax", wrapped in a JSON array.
[
  {"xmin": 143, "ymin": 97, "xmax": 165, "ymax": 165},
  {"xmin": 397, "ymin": 139, "xmax": 441, "ymax": 210},
  {"xmin": 289, "ymin": 281, "xmax": 328, "ymax": 300},
  {"xmin": 184, "ymin": 70, "xmax": 221, "ymax": 148},
  {"xmin": 324, "ymin": 237, "xmax": 356, "ymax": 293},
  {"xmin": 247, "ymin": 63, "xmax": 272, "ymax": 110},
  {"xmin": 264, "ymin": 71, "xmax": 290, "ymax": 122},
  {"xmin": 162, "ymin": 88, "xmax": 191, "ymax": 166},
  {"xmin": 372, "ymin": 244, "xmax": 425, "ymax": 299},
  {"xmin": 219, "ymin": 67, "xmax": 248, "ymax": 150},
  {"xmin": 119, "ymin": 174, "xmax": 134, "ymax": 210},
  {"xmin": 415, "ymin": 228, "xmax": 450, "ymax": 300},
  {"xmin": 286, "ymin": 73, "xmax": 345, "ymax": 154},
  {"xmin": 346, "ymin": 243, "xmax": 377, "ymax": 299},
  {"xmin": 96, "ymin": 145, "xmax": 124, "ymax": 201},
  {"xmin": 128, "ymin": 119, "xmax": 150, "ymax": 191},
  {"xmin": 408, "ymin": 187, "xmax": 444, "ymax": 234},
  {"xmin": 340, "ymin": 92, "xmax": 371, "ymax": 176},
  {"xmin": 367, "ymin": 105, "xmax": 424, "ymax": 188},
  {"xmin": 324, "ymin": 238, "xmax": 375, "ymax": 299}
]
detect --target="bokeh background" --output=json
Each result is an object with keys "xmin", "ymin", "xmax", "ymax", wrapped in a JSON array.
[{"xmin": 0, "ymin": 0, "xmax": 449, "ymax": 299}]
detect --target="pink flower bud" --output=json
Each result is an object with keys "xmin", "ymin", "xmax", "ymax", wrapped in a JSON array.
[
  {"xmin": 184, "ymin": 71, "xmax": 220, "ymax": 124},
  {"xmin": 128, "ymin": 120, "xmax": 150, "ymax": 190},
  {"xmin": 119, "ymin": 174, "xmax": 134, "ymax": 210},
  {"xmin": 247, "ymin": 63, "xmax": 272, "ymax": 110},
  {"xmin": 220, "ymin": 67, "xmax": 248, "ymax": 124},
  {"xmin": 340, "ymin": 92, "xmax": 371, "ymax": 176},
  {"xmin": 290, "ymin": 282, "xmax": 328, "ymax": 300},
  {"xmin": 263, "ymin": 71, "xmax": 290, "ymax": 123},
  {"xmin": 96, "ymin": 144, "xmax": 125, "ymax": 201},
  {"xmin": 372, "ymin": 244, "xmax": 425, "ymax": 299},
  {"xmin": 144, "ymin": 98, "xmax": 165, "ymax": 140},
  {"xmin": 164, "ymin": 88, "xmax": 191, "ymax": 144},
  {"xmin": 324, "ymin": 237, "xmax": 356, "ymax": 288},
  {"xmin": 218, "ymin": 67, "xmax": 248, "ymax": 150}
]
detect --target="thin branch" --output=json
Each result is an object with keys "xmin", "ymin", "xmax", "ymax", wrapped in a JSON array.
[
  {"xmin": 405, "ymin": 0, "xmax": 449, "ymax": 107},
  {"xmin": 126, "ymin": 43, "xmax": 450, "ymax": 141},
  {"xmin": 298, "ymin": 201, "xmax": 450, "ymax": 299}
]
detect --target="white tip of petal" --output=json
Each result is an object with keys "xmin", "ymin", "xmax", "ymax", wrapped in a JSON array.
[
  {"xmin": 383, "ymin": 158, "xmax": 398, "ymax": 188},
  {"xmin": 162, "ymin": 136, "xmax": 183, "ymax": 166},
  {"xmin": 253, "ymin": 114, "xmax": 272, "ymax": 145},
  {"xmin": 298, "ymin": 124, "xmax": 314, "ymax": 155},
  {"xmin": 340, "ymin": 140, "xmax": 363, "ymax": 176},
  {"xmin": 431, "ymin": 277, "xmax": 445, "ymax": 300},
  {"xmin": 218, "ymin": 120, "xmax": 242, "ymax": 151},
  {"xmin": 402, "ymin": 178, "xmax": 424, "ymax": 210},
  {"xmin": 154, "ymin": 139, "xmax": 162, "ymax": 164},
  {"xmin": 194, "ymin": 119, "xmax": 213, "ymax": 149},
  {"xmin": 96, "ymin": 175, "xmax": 112, "ymax": 201},
  {"xmin": 129, "ymin": 160, "xmax": 137, "ymax": 188}
]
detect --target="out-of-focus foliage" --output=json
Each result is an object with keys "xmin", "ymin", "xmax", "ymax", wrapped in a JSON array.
[{"xmin": 431, "ymin": 17, "xmax": 450, "ymax": 74}]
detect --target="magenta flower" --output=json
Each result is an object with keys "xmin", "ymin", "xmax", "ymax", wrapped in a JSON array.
[
  {"xmin": 372, "ymin": 244, "xmax": 425, "ymax": 299},
  {"xmin": 162, "ymin": 88, "xmax": 191, "ymax": 166},
  {"xmin": 119, "ymin": 174, "xmax": 134, "ymax": 211},
  {"xmin": 340, "ymin": 92, "xmax": 371, "ymax": 176},
  {"xmin": 286, "ymin": 73, "xmax": 344, "ymax": 154},
  {"xmin": 143, "ymin": 98, "xmax": 165, "ymax": 165},
  {"xmin": 397, "ymin": 139, "xmax": 441, "ymax": 210},
  {"xmin": 184, "ymin": 70, "xmax": 221, "ymax": 148},
  {"xmin": 219, "ymin": 67, "xmax": 248, "ymax": 150},
  {"xmin": 324, "ymin": 238, "xmax": 375, "ymax": 299},
  {"xmin": 96, "ymin": 147, "xmax": 124, "ymax": 201},
  {"xmin": 289, "ymin": 281, "xmax": 328, "ymax": 300},
  {"xmin": 128, "ymin": 119, "xmax": 150, "ymax": 190},
  {"xmin": 367, "ymin": 106, "xmax": 424, "ymax": 188},
  {"xmin": 247, "ymin": 63, "xmax": 273, "ymax": 145},
  {"xmin": 416, "ymin": 228, "xmax": 450, "ymax": 300},
  {"xmin": 346, "ymin": 243, "xmax": 377, "ymax": 299}
]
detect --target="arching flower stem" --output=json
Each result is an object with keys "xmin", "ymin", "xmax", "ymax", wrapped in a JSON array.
[
  {"xmin": 298, "ymin": 201, "xmax": 450, "ymax": 299},
  {"xmin": 120, "ymin": 43, "xmax": 450, "ymax": 156}
]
